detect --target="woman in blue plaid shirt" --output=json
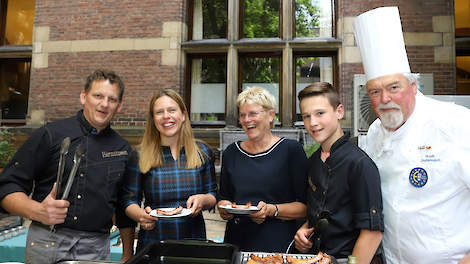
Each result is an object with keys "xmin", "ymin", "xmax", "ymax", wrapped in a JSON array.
[{"xmin": 120, "ymin": 89, "xmax": 217, "ymax": 253}]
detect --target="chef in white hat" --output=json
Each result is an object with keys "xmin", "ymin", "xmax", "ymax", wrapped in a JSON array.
[{"xmin": 354, "ymin": 6, "xmax": 470, "ymax": 264}]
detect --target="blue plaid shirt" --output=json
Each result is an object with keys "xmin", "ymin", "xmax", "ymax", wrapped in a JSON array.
[{"xmin": 121, "ymin": 142, "xmax": 217, "ymax": 251}]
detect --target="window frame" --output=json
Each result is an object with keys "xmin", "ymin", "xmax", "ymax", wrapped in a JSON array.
[{"xmin": 183, "ymin": 0, "xmax": 339, "ymax": 128}]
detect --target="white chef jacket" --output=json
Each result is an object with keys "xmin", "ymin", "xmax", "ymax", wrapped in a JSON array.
[{"xmin": 365, "ymin": 92, "xmax": 470, "ymax": 264}]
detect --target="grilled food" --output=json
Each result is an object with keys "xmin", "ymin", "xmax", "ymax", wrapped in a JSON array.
[
  {"xmin": 246, "ymin": 253, "xmax": 283, "ymax": 264},
  {"xmin": 156, "ymin": 206, "xmax": 183, "ymax": 216},
  {"xmin": 286, "ymin": 252, "xmax": 330, "ymax": 264}
]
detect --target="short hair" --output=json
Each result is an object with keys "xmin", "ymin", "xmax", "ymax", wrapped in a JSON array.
[
  {"xmin": 237, "ymin": 86, "xmax": 276, "ymax": 110},
  {"xmin": 298, "ymin": 82, "xmax": 341, "ymax": 109},
  {"xmin": 84, "ymin": 69, "xmax": 125, "ymax": 101}
]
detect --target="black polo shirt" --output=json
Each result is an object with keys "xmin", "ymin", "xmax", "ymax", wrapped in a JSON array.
[
  {"xmin": 0, "ymin": 110, "xmax": 134, "ymax": 233},
  {"xmin": 306, "ymin": 133, "xmax": 384, "ymax": 258}
]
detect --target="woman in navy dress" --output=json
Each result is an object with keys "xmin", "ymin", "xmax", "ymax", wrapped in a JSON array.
[{"xmin": 217, "ymin": 86, "xmax": 308, "ymax": 253}]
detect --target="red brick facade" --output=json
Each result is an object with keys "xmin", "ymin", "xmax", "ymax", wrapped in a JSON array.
[{"xmin": 29, "ymin": 0, "xmax": 456, "ymax": 127}]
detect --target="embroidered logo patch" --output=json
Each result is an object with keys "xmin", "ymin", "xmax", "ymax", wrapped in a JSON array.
[
  {"xmin": 102, "ymin": 150, "xmax": 128, "ymax": 158},
  {"xmin": 409, "ymin": 167, "xmax": 428, "ymax": 188}
]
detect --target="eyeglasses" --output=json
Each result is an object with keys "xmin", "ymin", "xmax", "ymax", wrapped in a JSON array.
[{"xmin": 239, "ymin": 110, "xmax": 265, "ymax": 119}]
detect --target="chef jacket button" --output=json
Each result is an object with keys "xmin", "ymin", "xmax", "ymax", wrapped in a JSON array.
[
  {"xmin": 51, "ymin": 242, "xmax": 55, "ymax": 246},
  {"xmin": 322, "ymin": 191, "xmax": 326, "ymax": 196},
  {"xmin": 316, "ymin": 237, "xmax": 320, "ymax": 241},
  {"xmin": 14, "ymin": 161, "xmax": 20, "ymax": 166},
  {"xmin": 371, "ymin": 209, "xmax": 377, "ymax": 214},
  {"xmin": 45, "ymin": 244, "xmax": 49, "ymax": 248},
  {"xmin": 234, "ymin": 218, "xmax": 240, "ymax": 224},
  {"xmin": 31, "ymin": 242, "xmax": 35, "ymax": 246},
  {"xmin": 73, "ymin": 216, "xmax": 78, "ymax": 220},
  {"xmin": 80, "ymin": 173, "xmax": 84, "ymax": 177},
  {"xmin": 77, "ymin": 195, "xmax": 82, "ymax": 199}
]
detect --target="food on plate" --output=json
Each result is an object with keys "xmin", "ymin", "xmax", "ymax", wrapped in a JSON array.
[
  {"xmin": 246, "ymin": 253, "xmax": 283, "ymax": 264},
  {"xmin": 155, "ymin": 206, "xmax": 183, "ymax": 216},
  {"xmin": 231, "ymin": 202, "xmax": 252, "ymax": 209},
  {"xmin": 286, "ymin": 252, "xmax": 331, "ymax": 264}
]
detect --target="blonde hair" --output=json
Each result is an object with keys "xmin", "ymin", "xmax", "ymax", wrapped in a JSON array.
[
  {"xmin": 237, "ymin": 86, "xmax": 276, "ymax": 128},
  {"xmin": 139, "ymin": 89, "xmax": 205, "ymax": 173},
  {"xmin": 237, "ymin": 86, "xmax": 276, "ymax": 110}
]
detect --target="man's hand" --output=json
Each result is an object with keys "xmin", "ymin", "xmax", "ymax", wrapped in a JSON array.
[
  {"xmin": 37, "ymin": 183, "xmax": 70, "ymax": 225},
  {"xmin": 294, "ymin": 222, "xmax": 314, "ymax": 253},
  {"xmin": 217, "ymin": 200, "xmax": 234, "ymax": 220}
]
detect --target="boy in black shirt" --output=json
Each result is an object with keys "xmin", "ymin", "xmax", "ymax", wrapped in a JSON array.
[{"xmin": 294, "ymin": 82, "xmax": 384, "ymax": 264}]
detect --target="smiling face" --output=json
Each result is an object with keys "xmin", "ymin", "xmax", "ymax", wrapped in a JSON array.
[
  {"xmin": 239, "ymin": 103, "xmax": 274, "ymax": 142},
  {"xmin": 153, "ymin": 95, "xmax": 185, "ymax": 144},
  {"xmin": 366, "ymin": 73, "xmax": 417, "ymax": 131},
  {"xmin": 300, "ymin": 95, "xmax": 344, "ymax": 149},
  {"xmin": 80, "ymin": 80, "xmax": 122, "ymax": 132}
]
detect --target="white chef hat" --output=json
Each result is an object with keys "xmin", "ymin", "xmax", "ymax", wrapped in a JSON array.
[{"xmin": 353, "ymin": 6, "xmax": 411, "ymax": 81}]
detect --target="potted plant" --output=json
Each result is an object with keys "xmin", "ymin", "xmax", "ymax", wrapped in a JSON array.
[{"xmin": 0, "ymin": 129, "xmax": 17, "ymax": 172}]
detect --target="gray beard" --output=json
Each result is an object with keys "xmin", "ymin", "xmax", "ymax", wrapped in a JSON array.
[{"xmin": 379, "ymin": 110, "xmax": 404, "ymax": 130}]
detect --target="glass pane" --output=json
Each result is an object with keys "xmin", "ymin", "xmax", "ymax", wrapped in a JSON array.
[
  {"xmin": 241, "ymin": 56, "xmax": 280, "ymax": 115},
  {"xmin": 295, "ymin": 56, "xmax": 333, "ymax": 120},
  {"xmin": 0, "ymin": 60, "xmax": 31, "ymax": 120},
  {"xmin": 192, "ymin": 0, "xmax": 227, "ymax": 40},
  {"xmin": 190, "ymin": 57, "xmax": 227, "ymax": 122},
  {"xmin": 295, "ymin": 0, "xmax": 332, "ymax": 38},
  {"xmin": 457, "ymin": 56, "xmax": 470, "ymax": 94},
  {"xmin": 242, "ymin": 0, "xmax": 280, "ymax": 38},
  {"xmin": 4, "ymin": 0, "xmax": 35, "ymax": 45}
]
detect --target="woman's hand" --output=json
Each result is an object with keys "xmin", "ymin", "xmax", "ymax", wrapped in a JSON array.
[
  {"xmin": 187, "ymin": 194, "xmax": 204, "ymax": 216},
  {"xmin": 249, "ymin": 201, "xmax": 275, "ymax": 224},
  {"xmin": 138, "ymin": 206, "xmax": 157, "ymax": 230},
  {"xmin": 217, "ymin": 200, "xmax": 234, "ymax": 220}
]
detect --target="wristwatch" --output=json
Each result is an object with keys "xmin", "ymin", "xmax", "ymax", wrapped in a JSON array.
[{"xmin": 273, "ymin": 204, "xmax": 279, "ymax": 217}]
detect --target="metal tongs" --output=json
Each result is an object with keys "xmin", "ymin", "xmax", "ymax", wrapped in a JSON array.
[
  {"xmin": 61, "ymin": 143, "xmax": 85, "ymax": 200},
  {"xmin": 55, "ymin": 137, "xmax": 71, "ymax": 199}
]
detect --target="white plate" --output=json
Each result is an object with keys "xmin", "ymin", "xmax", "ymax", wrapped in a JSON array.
[
  {"xmin": 149, "ymin": 208, "xmax": 192, "ymax": 218},
  {"xmin": 219, "ymin": 204, "xmax": 260, "ymax": 215}
]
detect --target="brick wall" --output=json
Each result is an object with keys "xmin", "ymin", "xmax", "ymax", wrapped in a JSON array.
[
  {"xmin": 339, "ymin": 0, "xmax": 456, "ymax": 100},
  {"xmin": 30, "ymin": 0, "xmax": 185, "ymax": 125}
]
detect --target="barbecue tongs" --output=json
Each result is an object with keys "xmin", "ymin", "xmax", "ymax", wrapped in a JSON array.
[
  {"xmin": 54, "ymin": 137, "xmax": 71, "ymax": 199},
  {"xmin": 61, "ymin": 143, "xmax": 85, "ymax": 200}
]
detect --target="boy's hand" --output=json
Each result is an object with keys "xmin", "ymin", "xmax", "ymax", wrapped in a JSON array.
[{"xmin": 294, "ymin": 225, "xmax": 314, "ymax": 253}]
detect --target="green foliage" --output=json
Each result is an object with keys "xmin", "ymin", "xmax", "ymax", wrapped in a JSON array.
[
  {"xmin": 202, "ymin": 0, "xmax": 227, "ymax": 39},
  {"xmin": 0, "ymin": 129, "xmax": 17, "ymax": 168},
  {"xmin": 295, "ymin": 0, "xmax": 321, "ymax": 38},
  {"xmin": 243, "ymin": 0, "xmax": 280, "ymax": 38},
  {"xmin": 304, "ymin": 143, "xmax": 320, "ymax": 158},
  {"xmin": 242, "ymin": 57, "xmax": 280, "ymax": 84}
]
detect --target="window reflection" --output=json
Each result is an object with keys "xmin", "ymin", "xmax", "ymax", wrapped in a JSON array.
[
  {"xmin": 190, "ymin": 57, "xmax": 227, "ymax": 122},
  {"xmin": 0, "ymin": 60, "xmax": 30, "ymax": 121},
  {"xmin": 295, "ymin": 0, "xmax": 332, "ymax": 38},
  {"xmin": 242, "ymin": 0, "xmax": 280, "ymax": 38},
  {"xmin": 4, "ymin": 0, "xmax": 35, "ymax": 45},
  {"xmin": 295, "ymin": 56, "xmax": 333, "ymax": 120},
  {"xmin": 241, "ymin": 55, "xmax": 280, "ymax": 115},
  {"xmin": 192, "ymin": 0, "xmax": 227, "ymax": 40}
]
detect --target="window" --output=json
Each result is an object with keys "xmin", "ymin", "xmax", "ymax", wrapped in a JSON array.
[
  {"xmin": 295, "ymin": 54, "xmax": 334, "ymax": 122},
  {"xmin": 240, "ymin": 54, "xmax": 281, "ymax": 120},
  {"xmin": 0, "ymin": 0, "xmax": 35, "ymax": 125},
  {"xmin": 184, "ymin": 0, "xmax": 337, "ymax": 127},
  {"xmin": 295, "ymin": 0, "xmax": 333, "ymax": 38},
  {"xmin": 241, "ymin": 0, "xmax": 280, "ymax": 38},
  {"xmin": 455, "ymin": 0, "xmax": 470, "ymax": 94},
  {"xmin": 188, "ymin": 55, "xmax": 227, "ymax": 125},
  {"xmin": 190, "ymin": 0, "xmax": 227, "ymax": 40}
]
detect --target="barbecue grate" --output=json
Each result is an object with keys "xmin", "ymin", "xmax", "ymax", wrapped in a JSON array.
[{"xmin": 238, "ymin": 252, "xmax": 340, "ymax": 264}]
